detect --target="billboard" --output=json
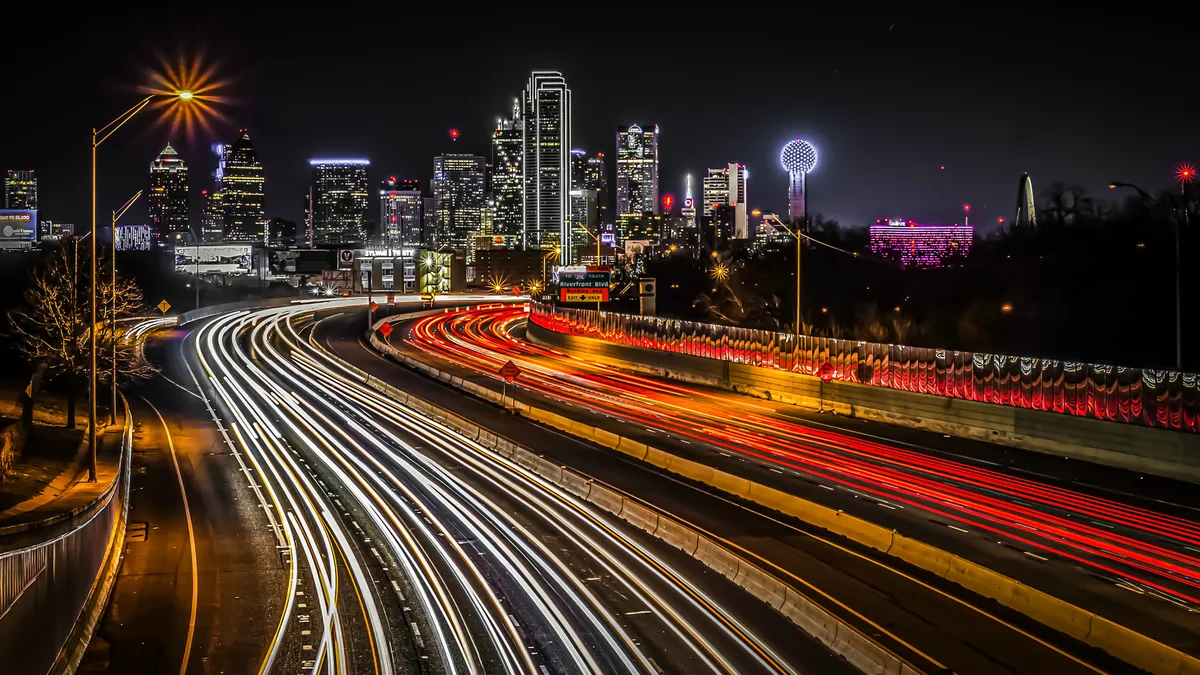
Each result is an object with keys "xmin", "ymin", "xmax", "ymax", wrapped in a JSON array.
[
  {"xmin": 174, "ymin": 244, "xmax": 253, "ymax": 274},
  {"xmin": 115, "ymin": 225, "xmax": 152, "ymax": 251},
  {"xmin": 557, "ymin": 265, "xmax": 610, "ymax": 303},
  {"xmin": 0, "ymin": 210, "xmax": 37, "ymax": 250}
]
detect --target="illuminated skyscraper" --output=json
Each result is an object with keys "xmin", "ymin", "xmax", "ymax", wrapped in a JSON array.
[
  {"xmin": 780, "ymin": 138, "xmax": 817, "ymax": 226},
  {"xmin": 148, "ymin": 144, "xmax": 190, "ymax": 239},
  {"xmin": 380, "ymin": 177, "xmax": 422, "ymax": 248},
  {"xmin": 220, "ymin": 130, "xmax": 267, "ymax": 242},
  {"xmin": 4, "ymin": 170, "xmax": 37, "ymax": 209},
  {"xmin": 491, "ymin": 99, "xmax": 523, "ymax": 238},
  {"xmin": 310, "ymin": 159, "xmax": 369, "ymax": 245},
  {"xmin": 681, "ymin": 174, "xmax": 697, "ymax": 242},
  {"xmin": 522, "ymin": 71, "xmax": 572, "ymax": 262},
  {"xmin": 200, "ymin": 189, "xmax": 223, "ymax": 242},
  {"xmin": 432, "ymin": 154, "xmax": 486, "ymax": 252},
  {"xmin": 701, "ymin": 164, "xmax": 748, "ymax": 239},
  {"xmin": 616, "ymin": 124, "xmax": 659, "ymax": 219}
]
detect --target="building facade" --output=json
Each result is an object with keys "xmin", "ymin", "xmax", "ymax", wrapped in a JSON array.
[
  {"xmin": 491, "ymin": 99, "xmax": 523, "ymax": 238},
  {"xmin": 310, "ymin": 159, "xmax": 369, "ymax": 245},
  {"xmin": 219, "ymin": 130, "xmax": 267, "ymax": 242},
  {"xmin": 701, "ymin": 163, "xmax": 748, "ymax": 239},
  {"xmin": 522, "ymin": 71, "xmax": 572, "ymax": 262},
  {"xmin": 4, "ymin": 170, "xmax": 37, "ymax": 210},
  {"xmin": 432, "ymin": 154, "xmax": 486, "ymax": 252},
  {"xmin": 380, "ymin": 177, "xmax": 422, "ymax": 248},
  {"xmin": 148, "ymin": 144, "xmax": 190, "ymax": 239},
  {"xmin": 615, "ymin": 124, "xmax": 659, "ymax": 220}
]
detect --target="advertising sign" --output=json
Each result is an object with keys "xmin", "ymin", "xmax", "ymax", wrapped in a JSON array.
[
  {"xmin": 0, "ymin": 210, "xmax": 38, "ymax": 250},
  {"xmin": 115, "ymin": 224, "xmax": 152, "ymax": 251},
  {"xmin": 174, "ymin": 244, "xmax": 253, "ymax": 274}
]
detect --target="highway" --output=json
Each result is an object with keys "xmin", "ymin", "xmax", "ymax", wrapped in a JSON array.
[
  {"xmin": 329, "ymin": 301, "xmax": 1200, "ymax": 672},
  {"xmin": 182, "ymin": 299, "xmax": 852, "ymax": 674},
  {"xmin": 318, "ymin": 306, "xmax": 1158, "ymax": 675}
]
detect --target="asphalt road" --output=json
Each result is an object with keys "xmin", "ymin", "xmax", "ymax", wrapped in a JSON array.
[
  {"xmin": 392, "ymin": 306, "xmax": 1200, "ymax": 656},
  {"xmin": 80, "ymin": 330, "xmax": 285, "ymax": 674},
  {"xmin": 318, "ymin": 307, "xmax": 1151, "ymax": 675},
  {"xmin": 202, "ymin": 299, "xmax": 864, "ymax": 674}
]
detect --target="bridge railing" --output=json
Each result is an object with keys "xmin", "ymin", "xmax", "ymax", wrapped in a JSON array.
[{"xmin": 529, "ymin": 303, "xmax": 1200, "ymax": 433}]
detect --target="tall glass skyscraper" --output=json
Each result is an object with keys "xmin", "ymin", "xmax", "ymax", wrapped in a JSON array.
[
  {"xmin": 702, "ymin": 163, "xmax": 748, "ymax": 238},
  {"xmin": 380, "ymin": 177, "xmax": 422, "ymax": 248},
  {"xmin": 148, "ymin": 143, "xmax": 190, "ymax": 239},
  {"xmin": 491, "ymin": 99, "xmax": 523, "ymax": 238},
  {"xmin": 616, "ymin": 124, "xmax": 659, "ymax": 219},
  {"xmin": 4, "ymin": 170, "xmax": 37, "ymax": 209},
  {"xmin": 432, "ymin": 154, "xmax": 486, "ymax": 252},
  {"xmin": 522, "ymin": 71, "xmax": 572, "ymax": 262},
  {"xmin": 310, "ymin": 159, "xmax": 370, "ymax": 245},
  {"xmin": 219, "ymin": 130, "xmax": 267, "ymax": 242}
]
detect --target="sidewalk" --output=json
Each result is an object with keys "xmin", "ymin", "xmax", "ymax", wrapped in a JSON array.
[{"xmin": 0, "ymin": 425, "xmax": 123, "ymax": 539}]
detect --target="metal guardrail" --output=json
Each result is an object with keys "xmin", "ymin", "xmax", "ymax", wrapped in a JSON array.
[
  {"xmin": 0, "ymin": 409, "xmax": 132, "ymax": 675},
  {"xmin": 531, "ymin": 302, "xmax": 1200, "ymax": 433}
]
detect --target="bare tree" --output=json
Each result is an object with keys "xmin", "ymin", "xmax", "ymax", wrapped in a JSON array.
[{"xmin": 7, "ymin": 247, "xmax": 152, "ymax": 428}]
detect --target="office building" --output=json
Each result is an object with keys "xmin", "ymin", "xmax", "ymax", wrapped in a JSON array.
[
  {"xmin": 522, "ymin": 71, "xmax": 572, "ymax": 261},
  {"xmin": 200, "ymin": 189, "xmax": 223, "ymax": 242},
  {"xmin": 702, "ymin": 163, "xmax": 748, "ymax": 239},
  {"xmin": 432, "ymin": 154, "xmax": 486, "ymax": 252},
  {"xmin": 309, "ymin": 159, "xmax": 369, "ymax": 245},
  {"xmin": 572, "ymin": 150, "xmax": 608, "ymax": 224},
  {"xmin": 616, "ymin": 124, "xmax": 659, "ymax": 220},
  {"xmin": 219, "ymin": 130, "xmax": 267, "ymax": 242},
  {"xmin": 148, "ymin": 143, "xmax": 190, "ymax": 239},
  {"xmin": 380, "ymin": 177, "xmax": 422, "ymax": 249},
  {"xmin": 491, "ymin": 99, "xmax": 523, "ymax": 238},
  {"xmin": 4, "ymin": 170, "xmax": 37, "ymax": 209},
  {"xmin": 869, "ymin": 220, "xmax": 974, "ymax": 267}
]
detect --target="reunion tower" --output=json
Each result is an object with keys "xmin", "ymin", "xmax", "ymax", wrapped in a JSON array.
[{"xmin": 780, "ymin": 138, "xmax": 818, "ymax": 225}]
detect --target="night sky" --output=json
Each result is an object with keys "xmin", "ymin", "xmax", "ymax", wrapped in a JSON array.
[{"xmin": 3, "ymin": 17, "xmax": 1194, "ymax": 234}]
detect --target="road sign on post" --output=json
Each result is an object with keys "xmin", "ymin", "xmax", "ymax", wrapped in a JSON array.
[
  {"xmin": 378, "ymin": 322, "xmax": 393, "ymax": 338},
  {"xmin": 499, "ymin": 360, "xmax": 521, "ymax": 382},
  {"xmin": 369, "ymin": 301, "xmax": 379, "ymax": 313},
  {"xmin": 157, "ymin": 299, "xmax": 171, "ymax": 315},
  {"xmin": 498, "ymin": 360, "xmax": 521, "ymax": 413},
  {"xmin": 816, "ymin": 361, "xmax": 835, "ymax": 383}
]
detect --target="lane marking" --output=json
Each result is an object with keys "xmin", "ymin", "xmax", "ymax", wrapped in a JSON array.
[{"xmin": 140, "ymin": 395, "xmax": 198, "ymax": 675}]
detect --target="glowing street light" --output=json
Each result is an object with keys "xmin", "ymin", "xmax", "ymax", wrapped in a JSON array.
[
  {"xmin": 710, "ymin": 263, "xmax": 730, "ymax": 282},
  {"xmin": 87, "ymin": 85, "xmax": 201, "ymax": 481}
]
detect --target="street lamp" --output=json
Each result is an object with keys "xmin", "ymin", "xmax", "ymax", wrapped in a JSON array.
[
  {"xmin": 542, "ymin": 245, "xmax": 562, "ymax": 284},
  {"xmin": 109, "ymin": 191, "xmax": 141, "ymax": 424},
  {"xmin": 574, "ymin": 225, "xmax": 605, "ymax": 310},
  {"xmin": 89, "ymin": 90, "xmax": 192, "ymax": 480},
  {"xmin": 1111, "ymin": 172, "xmax": 1192, "ymax": 370}
]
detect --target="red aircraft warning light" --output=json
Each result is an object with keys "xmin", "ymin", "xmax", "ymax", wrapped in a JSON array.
[
  {"xmin": 449, "ymin": 128, "xmax": 460, "ymax": 141},
  {"xmin": 1178, "ymin": 163, "xmax": 1196, "ymax": 184}
]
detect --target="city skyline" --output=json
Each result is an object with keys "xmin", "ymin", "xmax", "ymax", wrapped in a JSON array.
[{"xmin": 2, "ymin": 21, "xmax": 1196, "ymax": 236}]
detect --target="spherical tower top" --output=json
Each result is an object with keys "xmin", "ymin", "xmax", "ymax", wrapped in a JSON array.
[{"xmin": 780, "ymin": 138, "xmax": 818, "ymax": 175}]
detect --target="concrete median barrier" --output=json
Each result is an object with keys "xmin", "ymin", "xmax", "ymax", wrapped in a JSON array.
[
  {"xmin": 534, "ymin": 457, "xmax": 563, "ymax": 484},
  {"xmin": 618, "ymin": 500, "xmax": 660, "ymax": 534},
  {"xmin": 887, "ymin": 535, "xmax": 953, "ymax": 578},
  {"xmin": 735, "ymin": 564, "xmax": 788, "ymax": 611},
  {"xmin": 591, "ymin": 428, "xmax": 621, "ymax": 449},
  {"xmin": 586, "ymin": 483, "xmax": 625, "ymax": 516},
  {"xmin": 943, "ymin": 556, "xmax": 1015, "ymax": 606},
  {"xmin": 613, "ymin": 437, "xmax": 649, "ymax": 460},
  {"xmin": 1008, "ymin": 583, "xmax": 1093, "ymax": 642},
  {"xmin": 780, "ymin": 588, "xmax": 840, "ymax": 647},
  {"xmin": 694, "ymin": 536, "xmax": 741, "ymax": 582},
  {"xmin": 652, "ymin": 518, "xmax": 699, "ymax": 556},
  {"xmin": 709, "ymin": 469, "xmax": 752, "ymax": 499},
  {"xmin": 557, "ymin": 470, "xmax": 593, "ymax": 501},
  {"xmin": 514, "ymin": 449, "xmax": 540, "ymax": 473},
  {"xmin": 834, "ymin": 624, "xmax": 905, "ymax": 675}
]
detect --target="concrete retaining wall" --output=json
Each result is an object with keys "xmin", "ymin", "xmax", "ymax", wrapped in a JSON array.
[{"xmin": 527, "ymin": 322, "xmax": 1200, "ymax": 483}]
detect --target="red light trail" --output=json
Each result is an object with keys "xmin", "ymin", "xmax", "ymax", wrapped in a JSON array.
[{"xmin": 402, "ymin": 306, "xmax": 1200, "ymax": 608}]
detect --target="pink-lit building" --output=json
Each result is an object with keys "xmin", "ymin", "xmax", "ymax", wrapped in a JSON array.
[{"xmin": 869, "ymin": 219, "xmax": 973, "ymax": 268}]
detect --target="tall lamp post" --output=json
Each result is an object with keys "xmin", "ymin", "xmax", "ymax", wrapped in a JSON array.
[
  {"xmin": 1111, "ymin": 163, "xmax": 1194, "ymax": 371},
  {"xmin": 109, "ymin": 191, "xmax": 142, "ymax": 424},
  {"xmin": 89, "ymin": 90, "xmax": 192, "ymax": 481},
  {"xmin": 765, "ymin": 213, "xmax": 804, "ymax": 338}
]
